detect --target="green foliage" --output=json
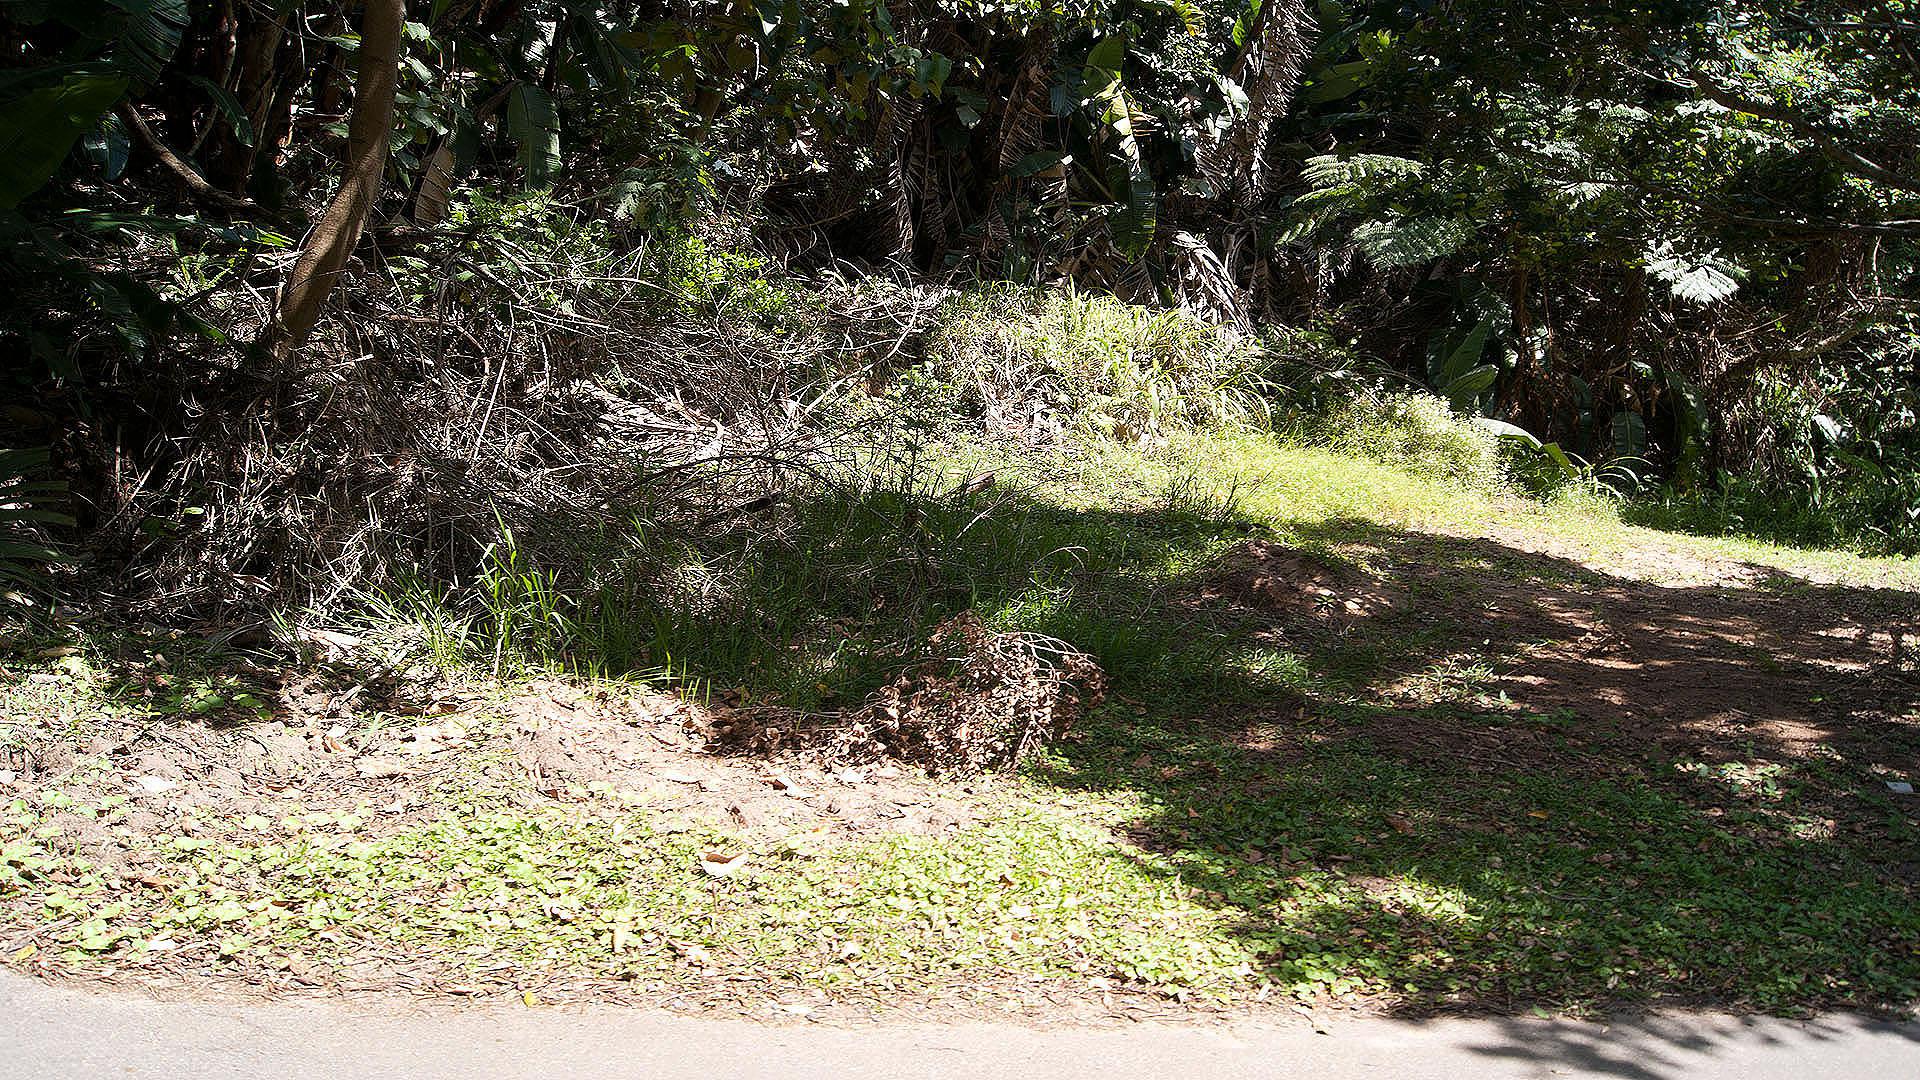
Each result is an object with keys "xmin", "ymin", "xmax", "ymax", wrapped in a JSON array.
[
  {"xmin": 0, "ymin": 448, "xmax": 72, "ymax": 598},
  {"xmin": 10, "ymin": 426, "xmax": 1914, "ymax": 1012},
  {"xmin": 1267, "ymin": 0, "xmax": 1920, "ymax": 553},
  {"xmin": 1644, "ymin": 244, "xmax": 1745, "ymax": 306},
  {"xmin": 908, "ymin": 285, "xmax": 1277, "ymax": 442},
  {"xmin": 505, "ymin": 86, "xmax": 561, "ymax": 190},
  {"xmin": 0, "ymin": 73, "xmax": 130, "ymax": 210},
  {"xmin": 1305, "ymin": 392, "xmax": 1505, "ymax": 489}
]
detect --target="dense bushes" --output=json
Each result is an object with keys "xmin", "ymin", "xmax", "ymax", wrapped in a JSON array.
[{"xmin": 1, "ymin": 0, "xmax": 1916, "ymax": 621}]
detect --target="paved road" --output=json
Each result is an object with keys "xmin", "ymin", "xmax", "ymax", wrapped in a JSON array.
[{"xmin": 3, "ymin": 970, "xmax": 1916, "ymax": 1079}]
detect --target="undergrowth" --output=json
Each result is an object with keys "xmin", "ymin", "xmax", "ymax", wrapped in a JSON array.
[
  {"xmin": 4, "ymin": 426, "xmax": 1916, "ymax": 1015},
  {"xmin": 7, "ymin": 261, "xmax": 1916, "ymax": 1018}
]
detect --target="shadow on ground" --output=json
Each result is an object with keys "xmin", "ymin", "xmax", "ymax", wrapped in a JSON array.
[
  {"xmin": 489, "ymin": 480, "xmax": 1919, "ymax": 1014},
  {"xmin": 1456, "ymin": 1011, "xmax": 1920, "ymax": 1079},
  {"xmin": 15, "ymin": 480, "xmax": 1915, "ymax": 1022},
  {"xmin": 994, "ymin": 506, "xmax": 1920, "ymax": 1015}
]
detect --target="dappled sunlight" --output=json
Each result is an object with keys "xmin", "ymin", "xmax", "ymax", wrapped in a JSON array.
[{"xmin": 5, "ymin": 430, "xmax": 1915, "ymax": 1015}]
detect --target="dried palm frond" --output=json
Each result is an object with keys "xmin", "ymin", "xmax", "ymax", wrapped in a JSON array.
[{"xmin": 1197, "ymin": 0, "xmax": 1314, "ymax": 204}]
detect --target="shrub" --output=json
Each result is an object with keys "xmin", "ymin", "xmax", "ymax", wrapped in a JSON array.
[
  {"xmin": 905, "ymin": 285, "xmax": 1276, "ymax": 444},
  {"xmin": 1307, "ymin": 391, "xmax": 1505, "ymax": 489}
]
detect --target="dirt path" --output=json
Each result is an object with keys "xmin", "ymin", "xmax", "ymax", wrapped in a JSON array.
[
  {"xmin": 1211, "ymin": 517, "xmax": 1919, "ymax": 785},
  {"xmin": 4, "ymin": 968, "xmax": 1916, "ymax": 1080}
]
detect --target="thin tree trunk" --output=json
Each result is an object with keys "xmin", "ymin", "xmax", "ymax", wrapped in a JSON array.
[
  {"xmin": 252, "ymin": 29, "xmax": 307, "ymax": 201},
  {"xmin": 270, "ymin": 0, "xmax": 406, "ymax": 351},
  {"xmin": 207, "ymin": 8, "xmax": 289, "ymax": 192}
]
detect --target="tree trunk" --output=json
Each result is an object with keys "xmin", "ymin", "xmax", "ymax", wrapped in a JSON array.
[
  {"xmin": 252, "ymin": 29, "xmax": 307, "ymax": 202},
  {"xmin": 270, "ymin": 0, "xmax": 406, "ymax": 351},
  {"xmin": 206, "ymin": 8, "xmax": 289, "ymax": 192}
]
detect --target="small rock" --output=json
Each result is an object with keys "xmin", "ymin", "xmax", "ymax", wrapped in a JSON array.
[{"xmin": 1888, "ymin": 781, "xmax": 1914, "ymax": 795}]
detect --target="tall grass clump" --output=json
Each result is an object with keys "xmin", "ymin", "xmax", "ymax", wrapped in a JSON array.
[
  {"xmin": 1304, "ymin": 391, "xmax": 1506, "ymax": 489},
  {"xmin": 906, "ymin": 285, "xmax": 1277, "ymax": 443}
]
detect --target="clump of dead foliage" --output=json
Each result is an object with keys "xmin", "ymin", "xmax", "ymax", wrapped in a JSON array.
[
  {"xmin": 54, "ymin": 211, "xmax": 958, "ymax": 619},
  {"xmin": 710, "ymin": 612, "xmax": 1107, "ymax": 775}
]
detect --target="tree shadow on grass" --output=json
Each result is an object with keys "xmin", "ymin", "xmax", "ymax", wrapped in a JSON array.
[
  {"xmin": 997, "ymin": 509, "xmax": 1920, "ymax": 1018},
  {"xmin": 585, "ymin": 478, "xmax": 1919, "ymax": 1017},
  {"xmin": 60, "ymin": 477, "xmax": 1913, "ymax": 1028}
]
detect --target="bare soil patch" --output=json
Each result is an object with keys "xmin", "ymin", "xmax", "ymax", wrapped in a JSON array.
[{"xmin": 1192, "ymin": 527, "xmax": 1919, "ymax": 810}]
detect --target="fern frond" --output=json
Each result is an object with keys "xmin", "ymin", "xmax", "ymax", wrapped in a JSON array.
[
  {"xmin": 1351, "ymin": 216, "xmax": 1472, "ymax": 268},
  {"xmin": 1645, "ymin": 244, "xmax": 1745, "ymax": 304},
  {"xmin": 1300, "ymin": 153, "xmax": 1426, "ymax": 191}
]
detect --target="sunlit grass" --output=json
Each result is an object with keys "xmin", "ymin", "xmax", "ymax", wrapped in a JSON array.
[{"xmin": 4, "ymin": 426, "xmax": 1916, "ymax": 1014}]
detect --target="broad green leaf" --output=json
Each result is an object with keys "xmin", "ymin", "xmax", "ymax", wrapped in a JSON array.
[
  {"xmin": 1610, "ymin": 411, "xmax": 1649, "ymax": 458},
  {"xmin": 1441, "ymin": 363, "xmax": 1497, "ymax": 408},
  {"xmin": 1434, "ymin": 319, "xmax": 1492, "ymax": 386},
  {"xmin": 0, "ymin": 71, "xmax": 130, "ymax": 209},
  {"xmin": 107, "ymin": 0, "xmax": 189, "ymax": 86},
  {"xmin": 187, "ymin": 74, "xmax": 255, "ymax": 147},
  {"xmin": 507, "ymin": 84, "xmax": 561, "ymax": 189}
]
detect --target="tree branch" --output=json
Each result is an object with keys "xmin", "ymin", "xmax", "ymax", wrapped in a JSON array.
[
  {"xmin": 113, "ymin": 104, "xmax": 267, "ymax": 217},
  {"xmin": 1687, "ymin": 68, "xmax": 1920, "ymax": 196}
]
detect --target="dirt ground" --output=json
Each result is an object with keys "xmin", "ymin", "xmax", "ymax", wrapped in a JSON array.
[
  {"xmin": 1201, "ymin": 523, "xmax": 1919, "ymax": 827},
  {"xmin": 2, "ymin": 513, "xmax": 1915, "ymax": 1019}
]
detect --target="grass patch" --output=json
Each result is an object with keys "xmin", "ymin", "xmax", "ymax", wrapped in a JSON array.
[{"xmin": 3, "ymin": 429, "xmax": 1916, "ymax": 1015}]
